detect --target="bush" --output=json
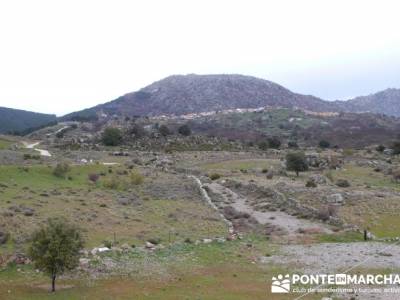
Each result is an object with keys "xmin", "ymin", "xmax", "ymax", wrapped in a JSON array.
[
  {"xmin": 103, "ymin": 240, "xmax": 113, "ymax": 248},
  {"xmin": 392, "ymin": 141, "xmax": 400, "ymax": 155},
  {"xmin": 317, "ymin": 205, "xmax": 337, "ymax": 221},
  {"xmin": 258, "ymin": 141, "xmax": 269, "ymax": 151},
  {"xmin": 376, "ymin": 144, "xmax": 386, "ymax": 152},
  {"xmin": 305, "ymin": 179, "xmax": 317, "ymax": 188},
  {"xmin": 159, "ymin": 125, "xmax": 171, "ymax": 136},
  {"xmin": 288, "ymin": 141, "xmax": 299, "ymax": 149},
  {"xmin": 103, "ymin": 176, "xmax": 121, "ymax": 189},
  {"xmin": 336, "ymin": 179, "xmax": 350, "ymax": 187},
  {"xmin": 23, "ymin": 153, "xmax": 40, "ymax": 160},
  {"xmin": 261, "ymin": 168, "xmax": 269, "ymax": 173},
  {"xmin": 129, "ymin": 124, "xmax": 146, "ymax": 139},
  {"xmin": 319, "ymin": 140, "xmax": 330, "ymax": 149},
  {"xmin": 268, "ymin": 137, "xmax": 281, "ymax": 149},
  {"xmin": 178, "ymin": 124, "xmax": 191, "ymax": 136},
  {"xmin": 88, "ymin": 173, "xmax": 100, "ymax": 183},
  {"xmin": 343, "ymin": 149, "xmax": 354, "ymax": 156},
  {"xmin": 209, "ymin": 173, "xmax": 221, "ymax": 180},
  {"xmin": 392, "ymin": 169, "xmax": 400, "ymax": 182},
  {"xmin": 147, "ymin": 238, "xmax": 161, "ymax": 245},
  {"xmin": 324, "ymin": 170, "xmax": 334, "ymax": 182},
  {"xmin": 53, "ymin": 162, "xmax": 70, "ymax": 178},
  {"xmin": 130, "ymin": 171, "xmax": 144, "ymax": 185},
  {"xmin": 102, "ymin": 127, "xmax": 123, "ymax": 146},
  {"xmin": 286, "ymin": 152, "xmax": 308, "ymax": 176}
]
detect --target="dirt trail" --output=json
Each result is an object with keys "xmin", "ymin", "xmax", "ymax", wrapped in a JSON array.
[
  {"xmin": 204, "ymin": 181, "xmax": 332, "ymax": 235},
  {"xmin": 190, "ymin": 176, "xmax": 234, "ymax": 234},
  {"xmin": 262, "ymin": 242, "xmax": 400, "ymax": 300},
  {"xmin": 23, "ymin": 141, "xmax": 52, "ymax": 157}
]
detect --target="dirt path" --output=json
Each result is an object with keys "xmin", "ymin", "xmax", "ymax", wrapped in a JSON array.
[
  {"xmin": 190, "ymin": 176, "xmax": 234, "ymax": 234},
  {"xmin": 262, "ymin": 242, "xmax": 400, "ymax": 300},
  {"xmin": 204, "ymin": 181, "xmax": 332, "ymax": 235},
  {"xmin": 23, "ymin": 141, "xmax": 52, "ymax": 157},
  {"xmin": 261, "ymin": 242, "xmax": 400, "ymax": 273}
]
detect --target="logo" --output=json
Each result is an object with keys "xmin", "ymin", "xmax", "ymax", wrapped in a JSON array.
[{"xmin": 271, "ymin": 274, "xmax": 290, "ymax": 293}]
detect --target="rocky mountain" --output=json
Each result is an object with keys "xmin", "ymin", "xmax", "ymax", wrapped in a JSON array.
[
  {"xmin": 0, "ymin": 106, "xmax": 57, "ymax": 134},
  {"xmin": 62, "ymin": 74, "xmax": 339, "ymax": 120},
  {"xmin": 334, "ymin": 88, "xmax": 400, "ymax": 117}
]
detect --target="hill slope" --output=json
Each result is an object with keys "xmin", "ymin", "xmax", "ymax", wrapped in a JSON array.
[
  {"xmin": 335, "ymin": 88, "xmax": 400, "ymax": 117},
  {"xmin": 63, "ymin": 74, "xmax": 339, "ymax": 119},
  {"xmin": 0, "ymin": 106, "xmax": 56, "ymax": 134}
]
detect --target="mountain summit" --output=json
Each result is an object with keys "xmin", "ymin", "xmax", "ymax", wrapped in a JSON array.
[
  {"xmin": 63, "ymin": 74, "xmax": 338, "ymax": 119},
  {"xmin": 63, "ymin": 74, "xmax": 400, "ymax": 120}
]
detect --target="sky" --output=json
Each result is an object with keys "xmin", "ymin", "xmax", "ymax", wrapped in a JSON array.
[{"xmin": 0, "ymin": 0, "xmax": 400, "ymax": 116}]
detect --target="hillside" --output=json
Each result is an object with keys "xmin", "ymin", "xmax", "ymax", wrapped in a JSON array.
[
  {"xmin": 335, "ymin": 88, "xmax": 400, "ymax": 117},
  {"xmin": 62, "ymin": 74, "xmax": 339, "ymax": 120},
  {"xmin": 0, "ymin": 106, "xmax": 57, "ymax": 134}
]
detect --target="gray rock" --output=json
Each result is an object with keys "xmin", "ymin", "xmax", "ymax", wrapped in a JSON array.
[{"xmin": 325, "ymin": 193, "xmax": 344, "ymax": 204}]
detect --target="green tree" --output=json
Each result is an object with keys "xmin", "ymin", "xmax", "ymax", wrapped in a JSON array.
[
  {"xmin": 286, "ymin": 151, "xmax": 308, "ymax": 176},
  {"xmin": 159, "ymin": 124, "xmax": 171, "ymax": 137},
  {"xmin": 178, "ymin": 124, "xmax": 191, "ymax": 136},
  {"xmin": 102, "ymin": 127, "xmax": 123, "ymax": 146},
  {"xmin": 392, "ymin": 141, "xmax": 400, "ymax": 155},
  {"xmin": 287, "ymin": 141, "xmax": 299, "ymax": 149},
  {"xmin": 258, "ymin": 141, "xmax": 269, "ymax": 151},
  {"xmin": 268, "ymin": 137, "xmax": 281, "ymax": 149},
  {"xmin": 53, "ymin": 162, "xmax": 70, "ymax": 178},
  {"xmin": 319, "ymin": 140, "xmax": 330, "ymax": 149},
  {"xmin": 28, "ymin": 218, "xmax": 84, "ymax": 292}
]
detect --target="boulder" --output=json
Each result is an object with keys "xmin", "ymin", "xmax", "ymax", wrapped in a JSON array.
[
  {"xmin": 309, "ymin": 174, "xmax": 327, "ymax": 184},
  {"xmin": 325, "ymin": 193, "xmax": 344, "ymax": 204}
]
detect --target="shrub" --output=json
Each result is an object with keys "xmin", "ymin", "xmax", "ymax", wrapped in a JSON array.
[
  {"xmin": 130, "ymin": 171, "xmax": 144, "ymax": 185},
  {"xmin": 317, "ymin": 205, "xmax": 337, "ymax": 221},
  {"xmin": 268, "ymin": 137, "xmax": 281, "ymax": 149},
  {"xmin": 319, "ymin": 140, "xmax": 330, "ymax": 149},
  {"xmin": 103, "ymin": 176, "xmax": 121, "ymax": 189},
  {"xmin": 159, "ymin": 125, "xmax": 171, "ymax": 136},
  {"xmin": 129, "ymin": 124, "xmax": 146, "ymax": 139},
  {"xmin": 147, "ymin": 238, "xmax": 161, "ymax": 245},
  {"xmin": 88, "ymin": 173, "xmax": 100, "ymax": 183},
  {"xmin": 286, "ymin": 152, "xmax": 308, "ymax": 176},
  {"xmin": 288, "ymin": 141, "xmax": 299, "ymax": 149},
  {"xmin": 376, "ymin": 144, "xmax": 386, "ymax": 152},
  {"xmin": 261, "ymin": 168, "xmax": 269, "ymax": 173},
  {"xmin": 103, "ymin": 240, "xmax": 113, "ymax": 248},
  {"xmin": 343, "ymin": 149, "xmax": 354, "ymax": 156},
  {"xmin": 258, "ymin": 141, "xmax": 269, "ymax": 151},
  {"xmin": 23, "ymin": 153, "xmax": 40, "ymax": 160},
  {"xmin": 178, "ymin": 124, "xmax": 191, "ymax": 136},
  {"xmin": 305, "ymin": 179, "xmax": 317, "ymax": 188},
  {"xmin": 53, "ymin": 162, "xmax": 70, "ymax": 178},
  {"xmin": 102, "ymin": 127, "xmax": 123, "ymax": 146},
  {"xmin": 392, "ymin": 169, "xmax": 400, "ymax": 182},
  {"xmin": 392, "ymin": 141, "xmax": 400, "ymax": 155},
  {"xmin": 324, "ymin": 170, "xmax": 334, "ymax": 182},
  {"xmin": 209, "ymin": 173, "xmax": 221, "ymax": 180},
  {"xmin": 336, "ymin": 179, "xmax": 350, "ymax": 187}
]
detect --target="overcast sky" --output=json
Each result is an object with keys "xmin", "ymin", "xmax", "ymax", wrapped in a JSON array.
[{"xmin": 1, "ymin": 0, "xmax": 400, "ymax": 116}]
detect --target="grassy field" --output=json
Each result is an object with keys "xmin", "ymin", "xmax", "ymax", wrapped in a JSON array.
[
  {"xmin": 201, "ymin": 159, "xmax": 280, "ymax": 172},
  {"xmin": 0, "ymin": 164, "xmax": 227, "ymax": 254},
  {"xmin": 0, "ymin": 137, "xmax": 13, "ymax": 149},
  {"xmin": 331, "ymin": 164, "xmax": 400, "ymax": 190},
  {"xmin": 0, "ymin": 236, "xmax": 324, "ymax": 300}
]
